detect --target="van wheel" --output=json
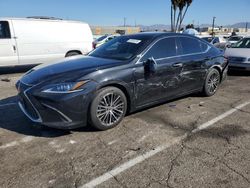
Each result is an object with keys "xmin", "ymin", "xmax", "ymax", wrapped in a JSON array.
[
  {"xmin": 65, "ymin": 51, "xmax": 81, "ymax": 57},
  {"xmin": 89, "ymin": 87, "xmax": 127, "ymax": 131},
  {"xmin": 202, "ymin": 68, "xmax": 221, "ymax": 97}
]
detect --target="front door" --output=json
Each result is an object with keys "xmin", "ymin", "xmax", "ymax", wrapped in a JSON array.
[
  {"xmin": 134, "ymin": 37, "xmax": 183, "ymax": 107},
  {"xmin": 0, "ymin": 21, "xmax": 18, "ymax": 66}
]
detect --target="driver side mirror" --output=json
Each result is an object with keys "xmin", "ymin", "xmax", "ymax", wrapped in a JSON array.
[{"xmin": 143, "ymin": 57, "xmax": 157, "ymax": 74}]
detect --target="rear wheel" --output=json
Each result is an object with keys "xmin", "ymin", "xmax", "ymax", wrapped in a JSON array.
[
  {"xmin": 89, "ymin": 87, "xmax": 127, "ymax": 130},
  {"xmin": 202, "ymin": 68, "xmax": 221, "ymax": 97},
  {"xmin": 65, "ymin": 51, "xmax": 81, "ymax": 57}
]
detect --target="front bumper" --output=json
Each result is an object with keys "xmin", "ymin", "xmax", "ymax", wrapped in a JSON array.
[
  {"xmin": 228, "ymin": 62, "xmax": 250, "ymax": 71},
  {"xmin": 17, "ymin": 81, "xmax": 94, "ymax": 129}
]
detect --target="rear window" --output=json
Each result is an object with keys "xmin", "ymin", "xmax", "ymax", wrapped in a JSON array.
[
  {"xmin": 178, "ymin": 37, "xmax": 208, "ymax": 55},
  {"xmin": 142, "ymin": 37, "xmax": 177, "ymax": 60},
  {"xmin": 0, "ymin": 21, "xmax": 11, "ymax": 39}
]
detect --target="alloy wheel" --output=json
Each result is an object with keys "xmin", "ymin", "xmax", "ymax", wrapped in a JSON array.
[
  {"xmin": 207, "ymin": 72, "xmax": 220, "ymax": 94},
  {"xmin": 96, "ymin": 92, "xmax": 125, "ymax": 127}
]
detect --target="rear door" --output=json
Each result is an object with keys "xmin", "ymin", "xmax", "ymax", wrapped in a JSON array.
[
  {"xmin": 176, "ymin": 36, "xmax": 209, "ymax": 92},
  {"xmin": 134, "ymin": 37, "xmax": 184, "ymax": 107},
  {"xmin": 0, "ymin": 21, "xmax": 18, "ymax": 66}
]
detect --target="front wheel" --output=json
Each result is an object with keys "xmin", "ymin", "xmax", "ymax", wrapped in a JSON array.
[
  {"xmin": 89, "ymin": 87, "xmax": 127, "ymax": 130},
  {"xmin": 202, "ymin": 68, "xmax": 221, "ymax": 97}
]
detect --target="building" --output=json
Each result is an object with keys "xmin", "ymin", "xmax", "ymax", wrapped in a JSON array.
[
  {"xmin": 199, "ymin": 27, "xmax": 250, "ymax": 34},
  {"xmin": 90, "ymin": 26, "xmax": 140, "ymax": 35}
]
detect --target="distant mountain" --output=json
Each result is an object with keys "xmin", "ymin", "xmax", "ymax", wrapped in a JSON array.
[
  {"xmin": 226, "ymin": 22, "xmax": 249, "ymax": 28},
  {"xmin": 139, "ymin": 24, "xmax": 171, "ymax": 31},
  {"xmin": 136, "ymin": 22, "xmax": 250, "ymax": 31}
]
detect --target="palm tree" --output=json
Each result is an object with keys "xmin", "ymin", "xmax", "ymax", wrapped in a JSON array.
[{"xmin": 170, "ymin": 0, "xmax": 193, "ymax": 32}]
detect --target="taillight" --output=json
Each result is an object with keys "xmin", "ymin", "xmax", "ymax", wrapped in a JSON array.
[{"xmin": 223, "ymin": 56, "xmax": 228, "ymax": 64}]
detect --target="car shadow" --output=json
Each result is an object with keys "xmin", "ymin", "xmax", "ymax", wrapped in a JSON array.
[
  {"xmin": 0, "ymin": 95, "xmax": 72, "ymax": 138},
  {"xmin": 188, "ymin": 124, "xmax": 249, "ymax": 143}
]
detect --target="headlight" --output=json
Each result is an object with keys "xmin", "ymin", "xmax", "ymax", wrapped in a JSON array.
[{"xmin": 42, "ymin": 81, "xmax": 89, "ymax": 93}]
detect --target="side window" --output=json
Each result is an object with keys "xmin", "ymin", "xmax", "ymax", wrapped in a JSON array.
[
  {"xmin": 0, "ymin": 21, "xmax": 11, "ymax": 39},
  {"xmin": 178, "ymin": 37, "xmax": 202, "ymax": 55},
  {"xmin": 142, "ymin": 38, "xmax": 177, "ymax": 61}
]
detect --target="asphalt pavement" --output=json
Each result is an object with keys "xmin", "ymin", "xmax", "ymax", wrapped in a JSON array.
[{"xmin": 0, "ymin": 71, "xmax": 250, "ymax": 188}]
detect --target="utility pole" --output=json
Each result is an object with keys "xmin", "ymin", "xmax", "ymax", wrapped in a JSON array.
[
  {"xmin": 212, "ymin": 17, "xmax": 216, "ymax": 36},
  {"xmin": 246, "ymin": 22, "xmax": 248, "ymax": 33},
  {"xmin": 123, "ymin": 17, "xmax": 127, "ymax": 27}
]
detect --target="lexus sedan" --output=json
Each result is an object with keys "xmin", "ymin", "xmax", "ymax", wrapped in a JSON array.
[{"xmin": 16, "ymin": 33, "xmax": 228, "ymax": 130}]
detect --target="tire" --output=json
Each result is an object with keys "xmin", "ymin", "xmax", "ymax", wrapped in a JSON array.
[
  {"xmin": 202, "ymin": 68, "xmax": 221, "ymax": 97},
  {"xmin": 89, "ymin": 87, "xmax": 127, "ymax": 131},
  {"xmin": 65, "ymin": 51, "xmax": 81, "ymax": 57}
]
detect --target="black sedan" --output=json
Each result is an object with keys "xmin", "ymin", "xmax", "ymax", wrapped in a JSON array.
[{"xmin": 16, "ymin": 33, "xmax": 228, "ymax": 130}]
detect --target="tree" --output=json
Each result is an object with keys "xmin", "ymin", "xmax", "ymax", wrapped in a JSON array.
[{"xmin": 170, "ymin": 0, "xmax": 193, "ymax": 32}]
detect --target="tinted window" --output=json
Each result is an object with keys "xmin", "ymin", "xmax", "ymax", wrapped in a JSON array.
[
  {"xmin": 228, "ymin": 36, "xmax": 242, "ymax": 42},
  {"xmin": 90, "ymin": 35, "xmax": 153, "ymax": 61},
  {"xmin": 0, "ymin": 21, "xmax": 11, "ymax": 39},
  {"xmin": 178, "ymin": 37, "xmax": 203, "ymax": 55},
  {"xmin": 142, "ymin": 38, "xmax": 177, "ymax": 60}
]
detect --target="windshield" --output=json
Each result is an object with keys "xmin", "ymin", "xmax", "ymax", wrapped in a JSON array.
[
  {"xmin": 232, "ymin": 38, "xmax": 250, "ymax": 48},
  {"xmin": 96, "ymin": 35, "xmax": 108, "ymax": 42},
  {"xmin": 228, "ymin": 36, "xmax": 242, "ymax": 42},
  {"xmin": 89, "ymin": 35, "xmax": 153, "ymax": 61}
]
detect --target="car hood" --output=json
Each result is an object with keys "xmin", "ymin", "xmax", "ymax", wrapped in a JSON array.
[
  {"xmin": 20, "ymin": 56, "xmax": 125, "ymax": 85},
  {"xmin": 225, "ymin": 48, "xmax": 250, "ymax": 58}
]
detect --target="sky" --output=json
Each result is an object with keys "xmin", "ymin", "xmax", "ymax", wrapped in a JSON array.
[{"xmin": 0, "ymin": 0, "xmax": 249, "ymax": 26}]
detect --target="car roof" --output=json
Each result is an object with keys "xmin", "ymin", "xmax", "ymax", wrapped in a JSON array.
[
  {"xmin": 0, "ymin": 17, "xmax": 88, "ymax": 24},
  {"xmin": 125, "ymin": 32, "xmax": 199, "ymax": 40}
]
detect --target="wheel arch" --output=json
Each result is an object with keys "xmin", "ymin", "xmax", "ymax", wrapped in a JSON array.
[
  {"xmin": 65, "ymin": 50, "xmax": 82, "ymax": 57},
  {"xmin": 209, "ymin": 65, "xmax": 223, "ymax": 82}
]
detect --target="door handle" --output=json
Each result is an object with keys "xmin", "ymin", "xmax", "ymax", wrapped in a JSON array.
[
  {"xmin": 13, "ymin": 45, "xmax": 16, "ymax": 52},
  {"xmin": 172, "ymin": 63, "xmax": 183, "ymax": 68},
  {"xmin": 204, "ymin": 57, "xmax": 211, "ymax": 61}
]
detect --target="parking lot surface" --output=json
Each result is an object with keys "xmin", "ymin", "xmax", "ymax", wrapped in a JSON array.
[{"xmin": 0, "ymin": 71, "xmax": 250, "ymax": 188}]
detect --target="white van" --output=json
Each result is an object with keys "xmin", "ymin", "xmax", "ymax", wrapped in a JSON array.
[{"xmin": 0, "ymin": 17, "xmax": 93, "ymax": 67}]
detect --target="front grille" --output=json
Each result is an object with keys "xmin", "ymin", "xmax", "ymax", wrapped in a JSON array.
[
  {"xmin": 228, "ymin": 56, "xmax": 246, "ymax": 63},
  {"xmin": 18, "ymin": 81, "xmax": 40, "ymax": 121},
  {"xmin": 19, "ymin": 93, "xmax": 39, "ymax": 120}
]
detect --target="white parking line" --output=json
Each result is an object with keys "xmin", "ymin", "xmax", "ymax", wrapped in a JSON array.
[
  {"xmin": 193, "ymin": 101, "xmax": 250, "ymax": 133},
  {"xmin": 81, "ymin": 100, "xmax": 250, "ymax": 188},
  {"xmin": 0, "ymin": 136, "xmax": 34, "ymax": 149},
  {"xmin": 0, "ymin": 103, "xmax": 17, "ymax": 107},
  {"xmin": 0, "ymin": 141, "xmax": 19, "ymax": 149}
]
